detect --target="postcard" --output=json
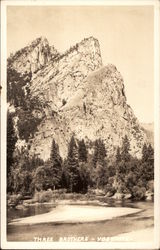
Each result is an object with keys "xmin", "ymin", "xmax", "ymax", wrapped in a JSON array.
[{"xmin": 1, "ymin": 0, "xmax": 160, "ymax": 249}]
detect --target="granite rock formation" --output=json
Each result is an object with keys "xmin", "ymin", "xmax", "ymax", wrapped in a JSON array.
[{"xmin": 7, "ymin": 36, "xmax": 148, "ymax": 160}]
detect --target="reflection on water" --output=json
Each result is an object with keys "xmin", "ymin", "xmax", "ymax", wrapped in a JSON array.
[{"xmin": 7, "ymin": 203, "xmax": 55, "ymax": 223}]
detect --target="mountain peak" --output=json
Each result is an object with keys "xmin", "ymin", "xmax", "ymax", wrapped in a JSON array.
[
  {"xmin": 80, "ymin": 36, "xmax": 99, "ymax": 43},
  {"xmin": 7, "ymin": 36, "xmax": 101, "ymax": 75},
  {"xmin": 7, "ymin": 36, "xmax": 148, "ymax": 160},
  {"xmin": 28, "ymin": 36, "xmax": 49, "ymax": 46},
  {"xmin": 8, "ymin": 36, "xmax": 53, "ymax": 74}
]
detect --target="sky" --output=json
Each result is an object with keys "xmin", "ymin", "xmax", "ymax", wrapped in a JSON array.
[{"xmin": 7, "ymin": 5, "xmax": 154, "ymax": 123}]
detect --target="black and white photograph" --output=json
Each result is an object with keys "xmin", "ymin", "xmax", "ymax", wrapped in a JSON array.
[{"xmin": 1, "ymin": 0, "xmax": 160, "ymax": 249}]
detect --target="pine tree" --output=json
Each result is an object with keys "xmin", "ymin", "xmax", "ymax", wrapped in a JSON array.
[
  {"xmin": 60, "ymin": 159, "xmax": 70, "ymax": 189},
  {"xmin": 141, "ymin": 143, "xmax": 154, "ymax": 182},
  {"xmin": 93, "ymin": 140, "xmax": 99, "ymax": 167},
  {"xmin": 78, "ymin": 139, "xmax": 87, "ymax": 163},
  {"xmin": 7, "ymin": 112, "xmax": 17, "ymax": 178},
  {"xmin": 121, "ymin": 135, "xmax": 130, "ymax": 162},
  {"xmin": 147, "ymin": 144, "xmax": 154, "ymax": 161},
  {"xmin": 93, "ymin": 139, "xmax": 106, "ymax": 167},
  {"xmin": 92, "ymin": 139, "xmax": 108, "ymax": 188},
  {"xmin": 7, "ymin": 67, "xmax": 31, "ymax": 107},
  {"xmin": 78, "ymin": 162, "xmax": 89, "ymax": 193},
  {"xmin": 98, "ymin": 139, "xmax": 106, "ymax": 165},
  {"xmin": 142, "ymin": 143, "xmax": 148, "ymax": 162},
  {"xmin": 67, "ymin": 136, "xmax": 80, "ymax": 192},
  {"xmin": 48, "ymin": 139, "xmax": 62, "ymax": 190}
]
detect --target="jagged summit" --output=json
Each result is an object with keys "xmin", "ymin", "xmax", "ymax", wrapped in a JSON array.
[
  {"xmin": 44, "ymin": 36, "xmax": 102, "ymax": 65},
  {"xmin": 76, "ymin": 36, "xmax": 100, "ymax": 49},
  {"xmin": 7, "ymin": 36, "xmax": 59, "ymax": 74},
  {"xmin": 29, "ymin": 36, "xmax": 103, "ymax": 111},
  {"xmin": 7, "ymin": 36, "xmax": 148, "ymax": 160},
  {"xmin": 8, "ymin": 36, "xmax": 49, "ymax": 62},
  {"xmin": 7, "ymin": 36, "xmax": 102, "ymax": 76}
]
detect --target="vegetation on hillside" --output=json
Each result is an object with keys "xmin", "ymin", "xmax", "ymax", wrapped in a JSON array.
[
  {"xmin": 7, "ymin": 117, "xmax": 154, "ymax": 201},
  {"xmin": 7, "ymin": 61, "xmax": 154, "ymax": 203},
  {"xmin": 7, "ymin": 67, "xmax": 43, "ymax": 142}
]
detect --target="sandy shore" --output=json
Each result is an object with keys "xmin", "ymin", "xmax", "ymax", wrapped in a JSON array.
[{"xmin": 9, "ymin": 205, "xmax": 141, "ymax": 225}]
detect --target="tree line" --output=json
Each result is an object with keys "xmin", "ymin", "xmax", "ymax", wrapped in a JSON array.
[{"xmin": 7, "ymin": 112, "xmax": 154, "ymax": 200}]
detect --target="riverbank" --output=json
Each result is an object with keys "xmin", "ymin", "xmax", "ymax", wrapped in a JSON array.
[
  {"xmin": 9, "ymin": 205, "xmax": 141, "ymax": 225},
  {"xmin": 7, "ymin": 201, "xmax": 154, "ymax": 242},
  {"xmin": 7, "ymin": 188, "xmax": 154, "ymax": 210}
]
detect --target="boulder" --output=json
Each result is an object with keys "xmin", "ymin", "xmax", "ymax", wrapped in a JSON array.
[
  {"xmin": 112, "ymin": 192, "xmax": 124, "ymax": 200},
  {"xmin": 145, "ymin": 191, "xmax": 154, "ymax": 201},
  {"xmin": 124, "ymin": 193, "xmax": 132, "ymax": 200}
]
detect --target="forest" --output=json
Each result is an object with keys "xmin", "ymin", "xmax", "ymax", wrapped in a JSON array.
[
  {"xmin": 7, "ymin": 67, "xmax": 154, "ymax": 204},
  {"xmin": 7, "ymin": 110, "xmax": 154, "ymax": 203}
]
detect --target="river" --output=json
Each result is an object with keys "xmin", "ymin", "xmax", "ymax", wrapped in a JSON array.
[{"xmin": 7, "ymin": 200, "xmax": 154, "ymax": 242}]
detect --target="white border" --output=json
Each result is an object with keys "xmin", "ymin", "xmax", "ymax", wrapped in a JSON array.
[
  {"xmin": 0, "ymin": 0, "xmax": 158, "ymax": 6},
  {"xmin": 154, "ymin": 0, "xmax": 160, "ymax": 248},
  {"xmin": 1, "ymin": 0, "xmax": 160, "ymax": 249}
]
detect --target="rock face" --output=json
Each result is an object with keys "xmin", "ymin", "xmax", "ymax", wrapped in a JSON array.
[
  {"xmin": 8, "ymin": 37, "xmax": 59, "ymax": 74},
  {"xmin": 140, "ymin": 123, "xmax": 154, "ymax": 146},
  {"xmin": 7, "ymin": 36, "xmax": 148, "ymax": 160}
]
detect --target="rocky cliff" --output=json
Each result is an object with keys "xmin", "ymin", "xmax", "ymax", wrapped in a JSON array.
[
  {"xmin": 8, "ymin": 37, "xmax": 59, "ymax": 74},
  {"xmin": 7, "ymin": 36, "xmax": 148, "ymax": 160},
  {"xmin": 141, "ymin": 123, "xmax": 154, "ymax": 146}
]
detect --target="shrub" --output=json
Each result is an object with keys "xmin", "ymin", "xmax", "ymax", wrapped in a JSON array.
[
  {"xmin": 34, "ymin": 190, "xmax": 53, "ymax": 203},
  {"xmin": 62, "ymin": 193, "xmax": 74, "ymax": 200},
  {"xmin": 53, "ymin": 188, "xmax": 67, "ymax": 198},
  {"xmin": 146, "ymin": 180, "xmax": 154, "ymax": 192},
  {"xmin": 132, "ymin": 186, "xmax": 146, "ymax": 200},
  {"xmin": 87, "ymin": 188, "xmax": 96, "ymax": 195},
  {"xmin": 7, "ymin": 194, "xmax": 22, "ymax": 208},
  {"xmin": 60, "ymin": 193, "xmax": 85, "ymax": 200},
  {"xmin": 52, "ymin": 193, "xmax": 60, "ymax": 199},
  {"xmin": 104, "ymin": 183, "xmax": 116, "ymax": 196},
  {"xmin": 72, "ymin": 193, "xmax": 84, "ymax": 200}
]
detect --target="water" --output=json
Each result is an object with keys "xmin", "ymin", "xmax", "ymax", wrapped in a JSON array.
[
  {"xmin": 7, "ymin": 203, "xmax": 55, "ymax": 223},
  {"xmin": 7, "ymin": 200, "xmax": 154, "ymax": 242}
]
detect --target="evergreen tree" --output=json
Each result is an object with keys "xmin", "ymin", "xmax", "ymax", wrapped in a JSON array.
[
  {"xmin": 98, "ymin": 139, "xmax": 106, "ymax": 165},
  {"xmin": 93, "ymin": 139, "xmax": 107, "ymax": 167},
  {"xmin": 60, "ymin": 159, "xmax": 70, "ymax": 189},
  {"xmin": 93, "ymin": 140, "xmax": 99, "ymax": 167},
  {"xmin": 7, "ymin": 67, "xmax": 31, "ymax": 107},
  {"xmin": 67, "ymin": 136, "xmax": 80, "ymax": 192},
  {"xmin": 95, "ymin": 162, "xmax": 108, "ymax": 189},
  {"xmin": 7, "ymin": 112, "xmax": 17, "ymax": 179},
  {"xmin": 48, "ymin": 139, "xmax": 62, "ymax": 189},
  {"xmin": 116, "ymin": 146, "xmax": 121, "ymax": 163},
  {"xmin": 147, "ymin": 144, "xmax": 154, "ymax": 161},
  {"xmin": 141, "ymin": 143, "xmax": 154, "ymax": 182},
  {"xmin": 78, "ymin": 139, "xmax": 87, "ymax": 163},
  {"xmin": 92, "ymin": 139, "xmax": 108, "ymax": 188},
  {"xmin": 78, "ymin": 162, "xmax": 90, "ymax": 193},
  {"xmin": 114, "ymin": 138, "xmax": 131, "ymax": 195},
  {"xmin": 121, "ymin": 135, "xmax": 130, "ymax": 162},
  {"xmin": 142, "ymin": 143, "xmax": 148, "ymax": 163}
]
